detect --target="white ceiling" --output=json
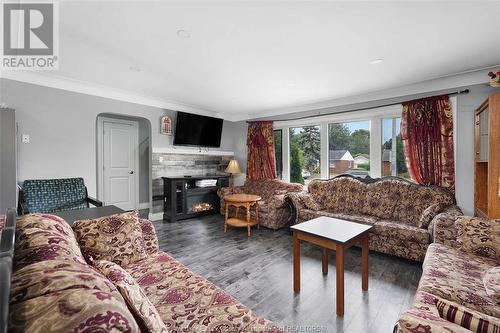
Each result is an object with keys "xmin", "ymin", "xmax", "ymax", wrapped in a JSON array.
[{"xmin": 10, "ymin": 1, "xmax": 500, "ymax": 120}]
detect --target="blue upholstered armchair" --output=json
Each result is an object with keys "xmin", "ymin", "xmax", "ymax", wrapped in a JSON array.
[{"xmin": 18, "ymin": 178, "xmax": 102, "ymax": 214}]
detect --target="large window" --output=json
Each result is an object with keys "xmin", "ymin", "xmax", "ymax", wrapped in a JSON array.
[
  {"xmin": 273, "ymin": 129, "xmax": 283, "ymax": 179},
  {"xmin": 289, "ymin": 126, "xmax": 321, "ymax": 184},
  {"xmin": 381, "ymin": 117, "xmax": 408, "ymax": 178},
  {"xmin": 328, "ymin": 121, "xmax": 370, "ymax": 178}
]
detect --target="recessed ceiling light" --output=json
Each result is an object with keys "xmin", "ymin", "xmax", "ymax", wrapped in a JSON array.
[
  {"xmin": 369, "ymin": 59, "xmax": 384, "ymax": 65},
  {"xmin": 177, "ymin": 29, "xmax": 191, "ymax": 39}
]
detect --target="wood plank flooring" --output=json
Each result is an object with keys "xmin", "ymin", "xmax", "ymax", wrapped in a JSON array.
[{"xmin": 153, "ymin": 215, "xmax": 422, "ymax": 333}]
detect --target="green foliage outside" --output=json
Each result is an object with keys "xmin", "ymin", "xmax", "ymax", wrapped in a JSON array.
[
  {"xmin": 356, "ymin": 163, "xmax": 370, "ymax": 171},
  {"xmin": 290, "ymin": 141, "xmax": 305, "ymax": 184},
  {"xmin": 297, "ymin": 126, "xmax": 320, "ymax": 172}
]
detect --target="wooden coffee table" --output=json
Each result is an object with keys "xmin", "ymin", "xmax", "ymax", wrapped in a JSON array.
[
  {"xmin": 290, "ymin": 217, "xmax": 373, "ymax": 317},
  {"xmin": 224, "ymin": 194, "xmax": 261, "ymax": 237}
]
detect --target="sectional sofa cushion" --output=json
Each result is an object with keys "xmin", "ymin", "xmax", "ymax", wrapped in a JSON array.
[
  {"xmin": 124, "ymin": 252, "xmax": 281, "ymax": 333},
  {"xmin": 456, "ymin": 216, "xmax": 500, "ymax": 261},
  {"xmin": 139, "ymin": 218, "xmax": 159, "ymax": 255},
  {"xmin": 11, "ymin": 214, "xmax": 140, "ymax": 333},
  {"xmin": 14, "ymin": 214, "xmax": 87, "ymax": 268},
  {"xmin": 362, "ymin": 181, "xmax": 398, "ymax": 219},
  {"xmin": 372, "ymin": 220, "xmax": 430, "ymax": 244},
  {"xmin": 93, "ymin": 260, "xmax": 168, "ymax": 333},
  {"xmin": 418, "ymin": 243, "xmax": 500, "ymax": 318},
  {"xmin": 483, "ymin": 267, "xmax": 500, "ymax": 304},
  {"xmin": 10, "ymin": 259, "xmax": 122, "ymax": 305},
  {"xmin": 391, "ymin": 184, "xmax": 454, "ymax": 226},
  {"xmin": 73, "ymin": 210, "xmax": 147, "ymax": 267},
  {"xmin": 436, "ymin": 298, "xmax": 500, "ymax": 333},
  {"xmin": 9, "ymin": 288, "xmax": 140, "ymax": 333}
]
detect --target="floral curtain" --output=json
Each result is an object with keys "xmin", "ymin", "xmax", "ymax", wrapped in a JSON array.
[
  {"xmin": 246, "ymin": 121, "xmax": 277, "ymax": 180},
  {"xmin": 401, "ymin": 95, "xmax": 455, "ymax": 192}
]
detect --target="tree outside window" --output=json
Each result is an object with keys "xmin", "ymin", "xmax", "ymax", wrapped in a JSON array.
[{"xmin": 289, "ymin": 126, "xmax": 320, "ymax": 185}]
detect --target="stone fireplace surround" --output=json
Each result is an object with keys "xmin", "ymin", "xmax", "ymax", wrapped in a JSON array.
[{"xmin": 152, "ymin": 149, "xmax": 234, "ymax": 216}]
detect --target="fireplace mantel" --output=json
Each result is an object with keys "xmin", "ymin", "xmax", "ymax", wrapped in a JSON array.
[{"xmin": 153, "ymin": 147, "xmax": 234, "ymax": 156}]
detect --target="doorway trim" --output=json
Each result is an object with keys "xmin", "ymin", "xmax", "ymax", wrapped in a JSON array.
[{"xmin": 97, "ymin": 116, "xmax": 140, "ymax": 209}]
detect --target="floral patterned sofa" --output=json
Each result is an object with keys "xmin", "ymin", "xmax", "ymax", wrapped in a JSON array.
[
  {"xmin": 394, "ymin": 216, "xmax": 500, "ymax": 333},
  {"xmin": 8, "ymin": 213, "xmax": 281, "ymax": 332},
  {"xmin": 286, "ymin": 175, "xmax": 461, "ymax": 261},
  {"xmin": 217, "ymin": 178, "xmax": 304, "ymax": 230}
]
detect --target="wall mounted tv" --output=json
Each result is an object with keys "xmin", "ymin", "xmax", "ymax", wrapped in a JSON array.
[{"xmin": 173, "ymin": 112, "xmax": 224, "ymax": 148}]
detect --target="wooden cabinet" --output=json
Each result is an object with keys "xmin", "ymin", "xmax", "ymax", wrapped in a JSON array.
[{"xmin": 474, "ymin": 93, "xmax": 500, "ymax": 219}]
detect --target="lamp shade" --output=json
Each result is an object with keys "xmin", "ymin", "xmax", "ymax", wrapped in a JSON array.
[{"xmin": 225, "ymin": 159, "xmax": 241, "ymax": 174}]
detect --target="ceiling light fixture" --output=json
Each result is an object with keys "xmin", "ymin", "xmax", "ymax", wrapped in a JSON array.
[
  {"xmin": 177, "ymin": 29, "xmax": 191, "ymax": 39},
  {"xmin": 369, "ymin": 59, "xmax": 384, "ymax": 65}
]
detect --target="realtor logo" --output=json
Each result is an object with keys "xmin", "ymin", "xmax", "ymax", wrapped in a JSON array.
[{"xmin": 1, "ymin": 1, "xmax": 59, "ymax": 70}]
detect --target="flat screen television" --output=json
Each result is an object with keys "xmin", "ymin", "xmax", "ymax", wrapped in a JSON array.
[{"xmin": 173, "ymin": 112, "xmax": 224, "ymax": 147}]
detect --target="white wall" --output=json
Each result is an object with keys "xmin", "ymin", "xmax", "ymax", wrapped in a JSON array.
[
  {"xmin": 0, "ymin": 78, "xmax": 248, "ymax": 198},
  {"xmin": 455, "ymin": 84, "xmax": 497, "ymax": 215}
]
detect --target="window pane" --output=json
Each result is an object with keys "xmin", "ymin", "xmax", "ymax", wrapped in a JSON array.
[
  {"xmin": 289, "ymin": 126, "xmax": 321, "ymax": 185},
  {"xmin": 328, "ymin": 121, "xmax": 370, "ymax": 178},
  {"xmin": 381, "ymin": 117, "xmax": 409, "ymax": 178},
  {"xmin": 273, "ymin": 130, "xmax": 283, "ymax": 179}
]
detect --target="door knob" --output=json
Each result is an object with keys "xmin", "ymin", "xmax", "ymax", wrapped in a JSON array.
[{"xmin": 129, "ymin": 171, "xmax": 134, "ymax": 174}]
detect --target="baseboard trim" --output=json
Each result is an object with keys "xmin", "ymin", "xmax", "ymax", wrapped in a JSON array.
[{"xmin": 148, "ymin": 212, "xmax": 163, "ymax": 221}]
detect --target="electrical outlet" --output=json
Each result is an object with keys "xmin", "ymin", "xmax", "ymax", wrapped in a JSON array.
[{"xmin": 22, "ymin": 134, "xmax": 30, "ymax": 144}]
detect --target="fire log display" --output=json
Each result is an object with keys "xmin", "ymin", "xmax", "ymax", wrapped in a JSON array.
[{"xmin": 192, "ymin": 202, "xmax": 213, "ymax": 212}]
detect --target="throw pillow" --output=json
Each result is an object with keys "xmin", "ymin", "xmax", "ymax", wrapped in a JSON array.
[
  {"xmin": 139, "ymin": 218, "xmax": 159, "ymax": 254},
  {"xmin": 483, "ymin": 267, "xmax": 500, "ymax": 304},
  {"xmin": 436, "ymin": 298, "xmax": 500, "ymax": 333},
  {"xmin": 93, "ymin": 260, "xmax": 168, "ymax": 333},
  {"xmin": 73, "ymin": 210, "xmax": 147, "ymax": 267},
  {"xmin": 418, "ymin": 203, "xmax": 446, "ymax": 229},
  {"xmin": 300, "ymin": 193, "xmax": 323, "ymax": 211},
  {"xmin": 456, "ymin": 216, "xmax": 500, "ymax": 261}
]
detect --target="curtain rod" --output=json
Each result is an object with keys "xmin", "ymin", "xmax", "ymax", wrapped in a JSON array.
[{"xmin": 246, "ymin": 89, "xmax": 470, "ymax": 123}]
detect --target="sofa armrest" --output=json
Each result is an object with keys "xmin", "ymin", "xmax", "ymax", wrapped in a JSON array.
[
  {"xmin": 395, "ymin": 291, "xmax": 472, "ymax": 333},
  {"xmin": 284, "ymin": 192, "xmax": 308, "ymax": 226},
  {"xmin": 265, "ymin": 193, "xmax": 288, "ymax": 209},
  {"xmin": 429, "ymin": 205, "xmax": 463, "ymax": 246},
  {"xmin": 86, "ymin": 196, "xmax": 103, "ymax": 207}
]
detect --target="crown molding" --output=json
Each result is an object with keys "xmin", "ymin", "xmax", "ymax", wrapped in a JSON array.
[
  {"xmin": 0, "ymin": 70, "xmax": 231, "ymax": 119},
  {"xmin": 1, "ymin": 65, "xmax": 497, "ymax": 122},
  {"xmin": 152, "ymin": 147, "xmax": 234, "ymax": 156}
]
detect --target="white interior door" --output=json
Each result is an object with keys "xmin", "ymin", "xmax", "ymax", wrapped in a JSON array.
[{"xmin": 102, "ymin": 120, "xmax": 138, "ymax": 210}]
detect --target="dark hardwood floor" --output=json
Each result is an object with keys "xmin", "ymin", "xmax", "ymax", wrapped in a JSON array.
[{"xmin": 153, "ymin": 215, "xmax": 422, "ymax": 333}]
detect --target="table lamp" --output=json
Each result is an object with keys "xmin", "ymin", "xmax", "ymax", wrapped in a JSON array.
[{"xmin": 225, "ymin": 159, "xmax": 241, "ymax": 186}]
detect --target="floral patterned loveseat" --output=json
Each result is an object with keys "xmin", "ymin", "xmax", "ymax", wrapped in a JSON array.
[
  {"xmin": 217, "ymin": 178, "xmax": 304, "ymax": 230},
  {"xmin": 286, "ymin": 175, "xmax": 461, "ymax": 261},
  {"xmin": 8, "ymin": 213, "xmax": 281, "ymax": 332},
  {"xmin": 394, "ymin": 216, "xmax": 500, "ymax": 333}
]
